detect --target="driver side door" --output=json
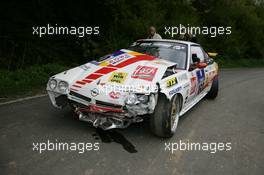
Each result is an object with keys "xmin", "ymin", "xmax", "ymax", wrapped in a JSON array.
[{"xmin": 187, "ymin": 45, "xmax": 207, "ymax": 102}]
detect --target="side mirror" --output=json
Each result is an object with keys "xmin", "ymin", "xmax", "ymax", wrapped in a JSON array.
[
  {"xmin": 196, "ymin": 62, "xmax": 207, "ymax": 69},
  {"xmin": 207, "ymin": 52, "xmax": 218, "ymax": 57}
]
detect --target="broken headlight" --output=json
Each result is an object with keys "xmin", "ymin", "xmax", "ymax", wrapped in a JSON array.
[
  {"xmin": 49, "ymin": 79, "xmax": 57, "ymax": 90},
  {"xmin": 125, "ymin": 94, "xmax": 138, "ymax": 105},
  {"xmin": 125, "ymin": 94, "xmax": 149, "ymax": 105},
  {"xmin": 58, "ymin": 81, "xmax": 69, "ymax": 93},
  {"xmin": 137, "ymin": 95, "xmax": 148, "ymax": 104}
]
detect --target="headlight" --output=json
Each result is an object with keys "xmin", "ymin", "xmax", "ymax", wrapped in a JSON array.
[
  {"xmin": 49, "ymin": 79, "xmax": 57, "ymax": 90},
  {"xmin": 138, "ymin": 95, "xmax": 149, "ymax": 103},
  {"xmin": 125, "ymin": 94, "xmax": 138, "ymax": 105},
  {"xmin": 58, "ymin": 81, "xmax": 68, "ymax": 93}
]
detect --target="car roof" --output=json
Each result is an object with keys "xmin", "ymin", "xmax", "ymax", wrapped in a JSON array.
[{"xmin": 136, "ymin": 39, "xmax": 199, "ymax": 46}]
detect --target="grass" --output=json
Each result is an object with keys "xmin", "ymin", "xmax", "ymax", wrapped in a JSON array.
[
  {"xmin": 0, "ymin": 59, "xmax": 264, "ymax": 100},
  {"xmin": 216, "ymin": 58, "xmax": 264, "ymax": 68},
  {"xmin": 0, "ymin": 64, "xmax": 69, "ymax": 100}
]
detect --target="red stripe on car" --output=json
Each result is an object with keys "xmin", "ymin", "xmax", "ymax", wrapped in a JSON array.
[
  {"xmin": 77, "ymin": 54, "xmax": 157, "ymax": 85},
  {"xmin": 85, "ymin": 73, "xmax": 102, "ymax": 80},
  {"xmin": 82, "ymin": 79, "xmax": 93, "ymax": 83},
  {"xmin": 94, "ymin": 67, "xmax": 117, "ymax": 74},
  {"xmin": 70, "ymin": 88, "xmax": 79, "ymax": 91},
  {"xmin": 72, "ymin": 85, "xmax": 82, "ymax": 88},
  {"xmin": 115, "ymin": 55, "xmax": 156, "ymax": 68},
  {"xmin": 76, "ymin": 81, "xmax": 86, "ymax": 85}
]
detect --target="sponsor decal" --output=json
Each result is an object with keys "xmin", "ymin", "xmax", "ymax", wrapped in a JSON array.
[
  {"xmin": 109, "ymin": 91, "xmax": 121, "ymax": 99},
  {"xmin": 131, "ymin": 65, "xmax": 158, "ymax": 81},
  {"xmin": 91, "ymin": 88, "xmax": 99, "ymax": 97},
  {"xmin": 196, "ymin": 69, "xmax": 205, "ymax": 93},
  {"xmin": 74, "ymin": 52, "xmax": 156, "ymax": 88},
  {"xmin": 169, "ymin": 86, "xmax": 182, "ymax": 96},
  {"xmin": 153, "ymin": 43, "xmax": 172, "ymax": 47},
  {"xmin": 190, "ymin": 77, "xmax": 197, "ymax": 95},
  {"xmin": 172, "ymin": 45, "xmax": 186, "ymax": 50},
  {"xmin": 166, "ymin": 77, "xmax": 177, "ymax": 87},
  {"xmin": 204, "ymin": 72, "xmax": 209, "ymax": 87},
  {"xmin": 108, "ymin": 53, "xmax": 134, "ymax": 65},
  {"xmin": 108, "ymin": 72, "xmax": 128, "ymax": 84},
  {"xmin": 99, "ymin": 51, "xmax": 135, "ymax": 66},
  {"xmin": 89, "ymin": 60, "xmax": 100, "ymax": 65},
  {"xmin": 197, "ymin": 69, "xmax": 205, "ymax": 82}
]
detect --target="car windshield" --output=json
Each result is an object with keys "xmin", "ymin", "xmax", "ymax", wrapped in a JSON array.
[{"xmin": 128, "ymin": 41, "xmax": 188, "ymax": 69}]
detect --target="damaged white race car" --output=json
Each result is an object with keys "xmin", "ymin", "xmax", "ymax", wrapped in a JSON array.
[{"xmin": 47, "ymin": 39, "xmax": 219, "ymax": 137}]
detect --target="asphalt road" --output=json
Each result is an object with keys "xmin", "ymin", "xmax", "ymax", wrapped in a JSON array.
[{"xmin": 0, "ymin": 69, "xmax": 264, "ymax": 175}]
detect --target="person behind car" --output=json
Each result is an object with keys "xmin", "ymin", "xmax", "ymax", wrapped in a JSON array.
[
  {"xmin": 147, "ymin": 26, "xmax": 162, "ymax": 39},
  {"xmin": 178, "ymin": 26, "xmax": 197, "ymax": 43}
]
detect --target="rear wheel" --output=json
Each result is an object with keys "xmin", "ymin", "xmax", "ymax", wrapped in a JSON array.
[
  {"xmin": 150, "ymin": 94, "xmax": 181, "ymax": 138},
  {"xmin": 206, "ymin": 75, "xmax": 219, "ymax": 99}
]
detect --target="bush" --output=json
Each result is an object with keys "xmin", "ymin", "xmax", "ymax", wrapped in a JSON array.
[{"xmin": 0, "ymin": 64, "xmax": 69, "ymax": 97}]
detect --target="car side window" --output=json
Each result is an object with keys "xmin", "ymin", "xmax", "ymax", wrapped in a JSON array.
[{"xmin": 191, "ymin": 46, "xmax": 205, "ymax": 63}]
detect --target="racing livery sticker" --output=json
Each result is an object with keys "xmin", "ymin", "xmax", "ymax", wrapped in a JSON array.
[
  {"xmin": 204, "ymin": 70, "xmax": 210, "ymax": 88},
  {"xmin": 100, "ymin": 53, "xmax": 135, "ymax": 66},
  {"xmin": 131, "ymin": 65, "xmax": 158, "ymax": 81},
  {"xmin": 108, "ymin": 72, "xmax": 128, "ymax": 84},
  {"xmin": 196, "ymin": 69, "xmax": 205, "ymax": 93},
  {"xmin": 109, "ymin": 91, "xmax": 121, "ymax": 99},
  {"xmin": 108, "ymin": 53, "xmax": 134, "ymax": 65},
  {"xmin": 169, "ymin": 86, "xmax": 182, "ymax": 96},
  {"xmin": 89, "ymin": 60, "xmax": 100, "ymax": 65},
  {"xmin": 72, "ymin": 52, "xmax": 156, "ymax": 89},
  {"xmin": 166, "ymin": 77, "xmax": 177, "ymax": 87},
  {"xmin": 190, "ymin": 76, "xmax": 197, "ymax": 95}
]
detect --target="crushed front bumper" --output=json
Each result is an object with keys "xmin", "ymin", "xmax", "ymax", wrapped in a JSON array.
[{"xmin": 48, "ymin": 90, "xmax": 156, "ymax": 130}]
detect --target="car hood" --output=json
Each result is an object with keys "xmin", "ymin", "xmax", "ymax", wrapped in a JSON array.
[{"xmin": 55, "ymin": 49, "xmax": 179, "ymax": 105}]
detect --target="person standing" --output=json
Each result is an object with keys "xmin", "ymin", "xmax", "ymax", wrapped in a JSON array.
[{"xmin": 147, "ymin": 26, "xmax": 162, "ymax": 39}]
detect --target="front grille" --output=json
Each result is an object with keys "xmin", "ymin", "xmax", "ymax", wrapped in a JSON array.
[
  {"xmin": 69, "ymin": 91, "xmax": 91, "ymax": 102},
  {"xmin": 96, "ymin": 100, "xmax": 123, "ymax": 109},
  {"xmin": 69, "ymin": 91, "xmax": 124, "ymax": 109}
]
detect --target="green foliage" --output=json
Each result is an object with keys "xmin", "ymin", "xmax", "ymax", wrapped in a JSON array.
[
  {"xmin": 0, "ymin": 64, "xmax": 69, "ymax": 97},
  {"xmin": 195, "ymin": 0, "xmax": 264, "ymax": 59},
  {"xmin": 0, "ymin": 0, "xmax": 264, "ymax": 70},
  {"xmin": 1, "ymin": 0, "xmax": 264, "ymax": 98},
  {"xmin": 216, "ymin": 58, "xmax": 264, "ymax": 68}
]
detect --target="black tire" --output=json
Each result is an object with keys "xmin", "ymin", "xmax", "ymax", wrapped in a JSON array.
[
  {"xmin": 150, "ymin": 94, "xmax": 181, "ymax": 138},
  {"xmin": 206, "ymin": 75, "xmax": 219, "ymax": 99}
]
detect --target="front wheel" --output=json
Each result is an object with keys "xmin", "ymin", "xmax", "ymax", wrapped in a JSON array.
[
  {"xmin": 150, "ymin": 94, "xmax": 181, "ymax": 138},
  {"xmin": 206, "ymin": 75, "xmax": 219, "ymax": 99}
]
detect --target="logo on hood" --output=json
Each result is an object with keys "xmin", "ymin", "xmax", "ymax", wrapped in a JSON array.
[
  {"xmin": 91, "ymin": 88, "xmax": 99, "ymax": 97},
  {"xmin": 109, "ymin": 91, "xmax": 121, "ymax": 99},
  {"xmin": 131, "ymin": 65, "xmax": 158, "ymax": 81}
]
